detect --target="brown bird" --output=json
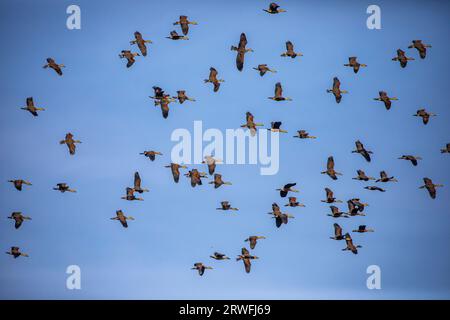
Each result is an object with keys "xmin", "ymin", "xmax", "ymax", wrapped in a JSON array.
[
  {"xmin": 419, "ymin": 177, "xmax": 443, "ymax": 199},
  {"xmin": 119, "ymin": 50, "xmax": 140, "ymax": 68},
  {"xmin": 150, "ymin": 93, "xmax": 176, "ymax": 119},
  {"xmin": 210, "ymin": 252, "xmax": 230, "ymax": 260},
  {"xmin": 253, "ymin": 64, "xmax": 276, "ymax": 76},
  {"xmin": 173, "ymin": 15, "xmax": 197, "ymax": 35},
  {"xmin": 328, "ymin": 206, "xmax": 349, "ymax": 218},
  {"xmin": 349, "ymin": 198, "xmax": 369, "ymax": 212},
  {"xmin": 8, "ymin": 212, "xmax": 32, "ymax": 229},
  {"xmin": 110, "ymin": 210, "xmax": 134, "ymax": 228},
  {"xmin": 130, "ymin": 31, "xmax": 152, "ymax": 56},
  {"xmin": 321, "ymin": 187, "xmax": 342, "ymax": 203},
  {"xmin": 8, "ymin": 179, "xmax": 32, "ymax": 191},
  {"xmin": 185, "ymin": 169, "xmax": 207, "ymax": 187},
  {"xmin": 364, "ymin": 186, "xmax": 386, "ymax": 192},
  {"xmin": 352, "ymin": 140, "xmax": 372, "ymax": 162},
  {"xmin": 236, "ymin": 248, "xmax": 258, "ymax": 274},
  {"xmin": 441, "ymin": 143, "xmax": 450, "ymax": 154},
  {"xmin": 216, "ymin": 201, "xmax": 239, "ymax": 211},
  {"xmin": 231, "ymin": 33, "xmax": 253, "ymax": 71},
  {"xmin": 268, "ymin": 203, "xmax": 294, "ymax": 228},
  {"xmin": 209, "ymin": 173, "xmax": 232, "ymax": 188},
  {"xmin": 241, "ymin": 111, "xmax": 264, "ymax": 136},
  {"xmin": 408, "ymin": 40, "xmax": 431, "ymax": 59},
  {"xmin": 376, "ymin": 171, "xmax": 397, "ymax": 183},
  {"xmin": 133, "ymin": 172, "xmax": 149, "ymax": 193},
  {"xmin": 268, "ymin": 121, "xmax": 288, "ymax": 133},
  {"xmin": 244, "ymin": 236, "xmax": 266, "ymax": 250},
  {"xmin": 276, "ymin": 183, "xmax": 298, "ymax": 197},
  {"xmin": 330, "ymin": 223, "xmax": 345, "ymax": 240},
  {"xmin": 392, "ymin": 49, "xmax": 414, "ymax": 68},
  {"xmin": 353, "ymin": 225, "xmax": 374, "ymax": 233},
  {"xmin": 353, "ymin": 170, "xmax": 375, "ymax": 181},
  {"xmin": 60, "ymin": 133, "xmax": 81, "ymax": 155},
  {"xmin": 191, "ymin": 262, "xmax": 212, "ymax": 276},
  {"xmin": 53, "ymin": 183, "xmax": 76, "ymax": 193},
  {"xmin": 344, "ymin": 57, "xmax": 367, "ymax": 73},
  {"xmin": 166, "ymin": 30, "xmax": 188, "ymax": 40},
  {"xmin": 293, "ymin": 130, "xmax": 316, "ymax": 139},
  {"xmin": 204, "ymin": 67, "xmax": 224, "ymax": 92},
  {"xmin": 121, "ymin": 187, "xmax": 143, "ymax": 201},
  {"xmin": 165, "ymin": 163, "xmax": 187, "ymax": 183},
  {"xmin": 150, "ymin": 86, "xmax": 166, "ymax": 100},
  {"xmin": 280, "ymin": 41, "xmax": 302, "ymax": 58},
  {"xmin": 398, "ymin": 155, "xmax": 422, "ymax": 166},
  {"xmin": 374, "ymin": 91, "xmax": 398, "ymax": 110},
  {"xmin": 6, "ymin": 246, "xmax": 29, "ymax": 258},
  {"xmin": 321, "ymin": 156, "xmax": 342, "ymax": 180},
  {"xmin": 342, "ymin": 233, "xmax": 361, "ymax": 254},
  {"xmin": 202, "ymin": 156, "xmax": 221, "ymax": 175},
  {"xmin": 347, "ymin": 200, "xmax": 365, "ymax": 217},
  {"xmin": 140, "ymin": 151, "xmax": 163, "ymax": 161},
  {"xmin": 173, "ymin": 90, "xmax": 195, "ymax": 104},
  {"xmin": 284, "ymin": 196, "xmax": 305, "ymax": 207},
  {"xmin": 20, "ymin": 97, "xmax": 45, "ymax": 117},
  {"xmin": 268, "ymin": 82, "xmax": 292, "ymax": 101},
  {"xmin": 263, "ymin": 2, "xmax": 287, "ymax": 14},
  {"xmin": 326, "ymin": 77, "xmax": 348, "ymax": 103},
  {"xmin": 414, "ymin": 109, "xmax": 436, "ymax": 125},
  {"xmin": 43, "ymin": 58, "xmax": 64, "ymax": 76}
]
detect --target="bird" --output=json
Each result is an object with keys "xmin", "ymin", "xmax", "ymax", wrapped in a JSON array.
[
  {"xmin": 244, "ymin": 236, "xmax": 266, "ymax": 249},
  {"xmin": 150, "ymin": 86, "xmax": 166, "ymax": 100},
  {"xmin": 8, "ymin": 212, "xmax": 32, "ymax": 229},
  {"xmin": 130, "ymin": 31, "xmax": 152, "ymax": 56},
  {"xmin": 268, "ymin": 82, "xmax": 292, "ymax": 101},
  {"xmin": 191, "ymin": 262, "xmax": 212, "ymax": 276},
  {"xmin": 327, "ymin": 206, "xmax": 349, "ymax": 218},
  {"xmin": 236, "ymin": 248, "xmax": 258, "ymax": 274},
  {"xmin": 280, "ymin": 41, "xmax": 302, "ymax": 58},
  {"xmin": 216, "ymin": 201, "xmax": 238, "ymax": 211},
  {"xmin": 253, "ymin": 64, "xmax": 276, "ymax": 76},
  {"xmin": 60, "ymin": 133, "xmax": 81, "ymax": 155},
  {"xmin": 374, "ymin": 91, "xmax": 398, "ymax": 110},
  {"xmin": 321, "ymin": 156, "xmax": 342, "ymax": 180},
  {"xmin": 441, "ymin": 143, "xmax": 450, "ymax": 154},
  {"xmin": 231, "ymin": 33, "xmax": 253, "ymax": 71},
  {"xmin": 276, "ymin": 183, "xmax": 298, "ymax": 197},
  {"xmin": 173, "ymin": 90, "xmax": 195, "ymax": 104},
  {"xmin": 185, "ymin": 169, "xmax": 207, "ymax": 187},
  {"xmin": 6, "ymin": 246, "xmax": 29, "ymax": 258},
  {"xmin": 241, "ymin": 112, "xmax": 264, "ymax": 137},
  {"xmin": 344, "ymin": 57, "xmax": 367, "ymax": 73},
  {"xmin": 330, "ymin": 223, "xmax": 345, "ymax": 240},
  {"xmin": 43, "ymin": 58, "xmax": 64, "ymax": 75},
  {"xmin": 293, "ymin": 130, "xmax": 316, "ymax": 139},
  {"xmin": 121, "ymin": 187, "xmax": 143, "ymax": 201},
  {"xmin": 419, "ymin": 177, "xmax": 443, "ymax": 199},
  {"xmin": 20, "ymin": 97, "xmax": 45, "ymax": 116},
  {"xmin": 268, "ymin": 121, "xmax": 288, "ymax": 133},
  {"xmin": 202, "ymin": 156, "xmax": 221, "ymax": 175},
  {"xmin": 210, "ymin": 252, "xmax": 230, "ymax": 260},
  {"xmin": 414, "ymin": 109, "xmax": 436, "ymax": 125},
  {"xmin": 376, "ymin": 171, "xmax": 397, "ymax": 183},
  {"xmin": 110, "ymin": 210, "xmax": 134, "ymax": 228},
  {"xmin": 165, "ymin": 163, "xmax": 187, "ymax": 183},
  {"xmin": 364, "ymin": 186, "xmax": 386, "ymax": 192},
  {"xmin": 353, "ymin": 225, "xmax": 374, "ymax": 233},
  {"xmin": 204, "ymin": 67, "xmax": 224, "ymax": 92},
  {"xmin": 209, "ymin": 174, "xmax": 232, "ymax": 188},
  {"xmin": 133, "ymin": 172, "xmax": 149, "ymax": 193},
  {"xmin": 342, "ymin": 233, "xmax": 361, "ymax": 254},
  {"xmin": 398, "ymin": 155, "xmax": 422, "ymax": 166},
  {"xmin": 408, "ymin": 40, "xmax": 431, "ymax": 59},
  {"xmin": 321, "ymin": 187, "xmax": 342, "ymax": 203},
  {"xmin": 53, "ymin": 183, "xmax": 76, "ymax": 193},
  {"xmin": 349, "ymin": 198, "xmax": 369, "ymax": 212},
  {"xmin": 284, "ymin": 196, "xmax": 305, "ymax": 207},
  {"xmin": 268, "ymin": 203, "xmax": 294, "ymax": 228},
  {"xmin": 392, "ymin": 49, "xmax": 414, "ymax": 68},
  {"xmin": 140, "ymin": 151, "xmax": 163, "ymax": 161},
  {"xmin": 118, "ymin": 50, "xmax": 140, "ymax": 68},
  {"xmin": 326, "ymin": 77, "xmax": 348, "ymax": 103},
  {"xmin": 352, "ymin": 140, "xmax": 372, "ymax": 162},
  {"xmin": 150, "ymin": 93, "xmax": 177, "ymax": 119},
  {"xmin": 173, "ymin": 15, "xmax": 197, "ymax": 35},
  {"xmin": 8, "ymin": 179, "xmax": 32, "ymax": 191},
  {"xmin": 166, "ymin": 30, "xmax": 188, "ymax": 40},
  {"xmin": 263, "ymin": 2, "xmax": 287, "ymax": 14},
  {"xmin": 352, "ymin": 170, "xmax": 375, "ymax": 181},
  {"xmin": 347, "ymin": 200, "xmax": 365, "ymax": 216}
]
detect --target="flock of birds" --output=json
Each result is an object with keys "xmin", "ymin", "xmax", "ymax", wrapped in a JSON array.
[{"xmin": 6, "ymin": 3, "xmax": 449, "ymax": 276}]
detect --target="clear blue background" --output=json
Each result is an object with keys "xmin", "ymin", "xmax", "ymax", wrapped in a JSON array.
[{"xmin": 0, "ymin": 0, "xmax": 449, "ymax": 299}]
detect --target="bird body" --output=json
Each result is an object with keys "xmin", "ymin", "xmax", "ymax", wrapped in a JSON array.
[{"xmin": 344, "ymin": 56, "xmax": 367, "ymax": 73}]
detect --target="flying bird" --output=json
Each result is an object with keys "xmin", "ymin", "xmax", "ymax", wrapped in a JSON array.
[
  {"xmin": 352, "ymin": 170, "xmax": 375, "ymax": 181},
  {"xmin": 60, "ymin": 133, "xmax": 81, "ymax": 155},
  {"xmin": 236, "ymin": 248, "xmax": 258, "ymax": 274},
  {"xmin": 376, "ymin": 171, "xmax": 397, "ymax": 183},
  {"xmin": 121, "ymin": 187, "xmax": 143, "ymax": 201},
  {"xmin": 268, "ymin": 203, "xmax": 294, "ymax": 228},
  {"xmin": 6, "ymin": 246, "xmax": 29, "ymax": 258},
  {"xmin": 414, "ymin": 109, "xmax": 436, "ymax": 125},
  {"xmin": 328, "ymin": 206, "xmax": 349, "ymax": 218},
  {"xmin": 276, "ymin": 183, "xmax": 298, "ymax": 197},
  {"xmin": 280, "ymin": 41, "xmax": 302, "ymax": 58},
  {"xmin": 392, "ymin": 49, "xmax": 414, "ymax": 68},
  {"xmin": 326, "ymin": 77, "xmax": 348, "ymax": 103},
  {"xmin": 419, "ymin": 177, "xmax": 443, "ymax": 199},
  {"xmin": 321, "ymin": 156, "xmax": 342, "ymax": 180},
  {"xmin": 209, "ymin": 174, "xmax": 232, "ymax": 188},
  {"xmin": 204, "ymin": 67, "xmax": 224, "ymax": 92},
  {"xmin": 347, "ymin": 200, "xmax": 365, "ymax": 217},
  {"xmin": 130, "ymin": 31, "xmax": 152, "ymax": 56},
  {"xmin": 53, "ymin": 183, "xmax": 76, "ymax": 193},
  {"xmin": 133, "ymin": 172, "xmax": 149, "ymax": 193},
  {"xmin": 441, "ymin": 143, "xmax": 450, "ymax": 154},
  {"xmin": 8, "ymin": 212, "xmax": 32, "ymax": 229},
  {"xmin": 202, "ymin": 156, "xmax": 221, "ymax": 175},
  {"xmin": 43, "ymin": 58, "xmax": 64, "ymax": 75},
  {"xmin": 119, "ymin": 50, "xmax": 140, "ymax": 68},
  {"xmin": 344, "ymin": 57, "xmax": 367, "ymax": 73},
  {"xmin": 185, "ymin": 169, "xmax": 207, "ymax": 187},
  {"xmin": 352, "ymin": 140, "xmax": 372, "ymax": 162},
  {"xmin": 374, "ymin": 91, "xmax": 398, "ymax": 110},
  {"xmin": 110, "ymin": 210, "xmax": 134, "ymax": 228},
  {"xmin": 8, "ymin": 179, "xmax": 32, "ymax": 191},
  {"xmin": 231, "ymin": 33, "xmax": 253, "ymax": 71},
  {"xmin": 321, "ymin": 187, "xmax": 342, "ymax": 203},
  {"xmin": 216, "ymin": 201, "xmax": 239, "ymax": 211},
  {"xmin": 253, "ymin": 64, "xmax": 276, "ymax": 76},
  {"xmin": 398, "ymin": 155, "xmax": 422, "ymax": 166},
  {"xmin": 263, "ymin": 2, "xmax": 286, "ymax": 14},
  {"xmin": 173, "ymin": 90, "xmax": 195, "ymax": 104},
  {"xmin": 352, "ymin": 225, "xmax": 374, "ymax": 233},
  {"xmin": 140, "ymin": 151, "xmax": 163, "ymax": 161},
  {"xmin": 284, "ymin": 197, "xmax": 305, "ymax": 207},
  {"xmin": 173, "ymin": 15, "xmax": 197, "ymax": 35},
  {"xmin": 364, "ymin": 186, "xmax": 386, "ymax": 192},
  {"xmin": 244, "ymin": 236, "xmax": 266, "ymax": 249},
  {"xmin": 408, "ymin": 40, "xmax": 431, "ymax": 59},
  {"xmin": 20, "ymin": 97, "xmax": 45, "ymax": 117},
  {"xmin": 342, "ymin": 233, "xmax": 361, "ymax": 254},
  {"xmin": 191, "ymin": 263, "xmax": 212, "ymax": 276},
  {"xmin": 293, "ymin": 130, "xmax": 316, "ymax": 139},
  {"xmin": 349, "ymin": 198, "xmax": 368, "ymax": 212},
  {"xmin": 210, "ymin": 252, "xmax": 230, "ymax": 260},
  {"xmin": 268, "ymin": 121, "xmax": 288, "ymax": 133},
  {"xmin": 268, "ymin": 82, "xmax": 292, "ymax": 101},
  {"xmin": 165, "ymin": 163, "xmax": 187, "ymax": 183},
  {"xmin": 166, "ymin": 30, "xmax": 188, "ymax": 40},
  {"xmin": 330, "ymin": 223, "xmax": 345, "ymax": 240},
  {"xmin": 241, "ymin": 112, "xmax": 264, "ymax": 136}
]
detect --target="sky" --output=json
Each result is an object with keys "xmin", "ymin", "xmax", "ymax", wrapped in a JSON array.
[{"xmin": 0, "ymin": 0, "xmax": 449, "ymax": 299}]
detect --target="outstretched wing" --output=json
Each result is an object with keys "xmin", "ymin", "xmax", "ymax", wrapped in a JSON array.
[
  {"xmin": 286, "ymin": 41, "xmax": 294, "ymax": 52},
  {"xmin": 134, "ymin": 172, "xmax": 141, "ymax": 189},
  {"xmin": 327, "ymin": 156, "xmax": 334, "ymax": 170},
  {"xmin": 275, "ymin": 82, "xmax": 282, "ymax": 98}
]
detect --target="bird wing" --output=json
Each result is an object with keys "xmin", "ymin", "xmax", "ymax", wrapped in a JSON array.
[
  {"xmin": 243, "ymin": 258, "xmax": 251, "ymax": 273},
  {"xmin": 275, "ymin": 82, "xmax": 282, "ymax": 98},
  {"xmin": 284, "ymin": 182, "xmax": 296, "ymax": 189},
  {"xmin": 26, "ymin": 97, "xmax": 34, "ymax": 107},
  {"xmin": 334, "ymin": 223, "xmax": 342, "ymax": 237},
  {"xmin": 286, "ymin": 41, "xmax": 294, "ymax": 52},
  {"xmin": 327, "ymin": 156, "xmax": 334, "ymax": 170},
  {"xmin": 134, "ymin": 172, "xmax": 141, "ymax": 189}
]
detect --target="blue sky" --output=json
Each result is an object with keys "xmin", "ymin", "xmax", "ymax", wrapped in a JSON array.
[{"xmin": 0, "ymin": 0, "xmax": 449, "ymax": 299}]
